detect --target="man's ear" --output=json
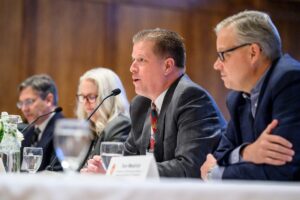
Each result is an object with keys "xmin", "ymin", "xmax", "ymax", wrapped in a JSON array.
[
  {"xmin": 45, "ymin": 93, "xmax": 54, "ymax": 106},
  {"xmin": 164, "ymin": 58, "xmax": 175, "ymax": 76},
  {"xmin": 250, "ymin": 43, "xmax": 262, "ymax": 63}
]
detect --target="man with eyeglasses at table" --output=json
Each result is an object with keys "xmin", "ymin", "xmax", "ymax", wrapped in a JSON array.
[
  {"xmin": 200, "ymin": 10, "xmax": 300, "ymax": 181},
  {"xmin": 18, "ymin": 74, "xmax": 63, "ymax": 171}
]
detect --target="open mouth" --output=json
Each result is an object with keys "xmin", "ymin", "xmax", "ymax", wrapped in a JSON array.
[{"xmin": 132, "ymin": 78, "xmax": 140, "ymax": 83}]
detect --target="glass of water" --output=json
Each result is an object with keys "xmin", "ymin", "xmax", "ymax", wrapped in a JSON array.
[
  {"xmin": 54, "ymin": 118, "xmax": 91, "ymax": 173},
  {"xmin": 23, "ymin": 147, "xmax": 43, "ymax": 173},
  {"xmin": 100, "ymin": 142, "xmax": 124, "ymax": 170}
]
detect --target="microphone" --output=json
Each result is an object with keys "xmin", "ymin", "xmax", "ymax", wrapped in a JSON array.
[
  {"xmin": 21, "ymin": 106, "xmax": 63, "ymax": 133},
  {"xmin": 46, "ymin": 154, "xmax": 63, "ymax": 171},
  {"xmin": 86, "ymin": 88, "xmax": 121, "ymax": 121},
  {"xmin": 47, "ymin": 89, "xmax": 121, "ymax": 171},
  {"xmin": 71, "ymin": 89, "xmax": 121, "ymax": 172}
]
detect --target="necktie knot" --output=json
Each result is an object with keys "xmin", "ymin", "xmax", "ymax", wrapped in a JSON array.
[{"xmin": 151, "ymin": 102, "xmax": 157, "ymax": 110}]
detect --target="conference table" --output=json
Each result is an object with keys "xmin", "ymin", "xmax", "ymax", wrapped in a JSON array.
[{"xmin": 0, "ymin": 172, "xmax": 299, "ymax": 200}]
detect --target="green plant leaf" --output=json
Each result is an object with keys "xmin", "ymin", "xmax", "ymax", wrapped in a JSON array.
[{"xmin": 0, "ymin": 121, "xmax": 3, "ymax": 143}]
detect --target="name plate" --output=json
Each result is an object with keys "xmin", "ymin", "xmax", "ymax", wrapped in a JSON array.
[{"xmin": 106, "ymin": 155, "xmax": 159, "ymax": 180}]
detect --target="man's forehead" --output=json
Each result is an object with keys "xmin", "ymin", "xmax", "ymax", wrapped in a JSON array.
[
  {"xmin": 132, "ymin": 41, "xmax": 155, "ymax": 55},
  {"xmin": 19, "ymin": 87, "xmax": 40, "ymax": 97},
  {"xmin": 217, "ymin": 27, "xmax": 237, "ymax": 48}
]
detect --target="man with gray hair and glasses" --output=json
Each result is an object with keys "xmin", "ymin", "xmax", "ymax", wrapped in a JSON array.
[
  {"xmin": 18, "ymin": 74, "xmax": 63, "ymax": 171},
  {"xmin": 201, "ymin": 10, "xmax": 300, "ymax": 180}
]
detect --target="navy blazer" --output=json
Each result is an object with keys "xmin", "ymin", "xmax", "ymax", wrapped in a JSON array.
[
  {"xmin": 125, "ymin": 74, "xmax": 226, "ymax": 178},
  {"xmin": 21, "ymin": 112, "xmax": 64, "ymax": 171},
  {"xmin": 215, "ymin": 54, "xmax": 300, "ymax": 180}
]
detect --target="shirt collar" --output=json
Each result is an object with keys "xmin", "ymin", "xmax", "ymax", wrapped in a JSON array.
[
  {"xmin": 242, "ymin": 66, "xmax": 270, "ymax": 117},
  {"xmin": 153, "ymin": 89, "xmax": 168, "ymax": 115},
  {"xmin": 35, "ymin": 113, "xmax": 55, "ymax": 133}
]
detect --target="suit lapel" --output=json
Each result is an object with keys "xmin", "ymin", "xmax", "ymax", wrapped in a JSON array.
[
  {"xmin": 141, "ymin": 109, "xmax": 151, "ymax": 154},
  {"xmin": 154, "ymin": 74, "xmax": 183, "ymax": 161},
  {"xmin": 22, "ymin": 127, "xmax": 35, "ymax": 147},
  {"xmin": 227, "ymin": 92, "xmax": 246, "ymax": 144},
  {"xmin": 253, "ymin": 58, "xmax": 278, "ymax": 138},
  {"xmin": 155, "ymin": 109, "xmax": 165, "ymax": 162},
  {"xmin": 37, "ymin": 113, "xmax": 62, "ymax": 147}
]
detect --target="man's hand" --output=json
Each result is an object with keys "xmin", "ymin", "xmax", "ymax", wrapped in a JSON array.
[
  {"xmin": 200, "ymin": 154, "xmax": 217, "ymax": 180},
  {"xmin": 80, "ymin": 155, "xmax": 106, "ymax": 174},
  {"xmin": 242, "ymin": 119, "xmax": 294, "ymax": 165}
]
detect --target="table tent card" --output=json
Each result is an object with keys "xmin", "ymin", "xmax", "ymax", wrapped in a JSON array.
[{"xmin": 106, "ymin": 155, "xmax": 159, "ymax": 180}]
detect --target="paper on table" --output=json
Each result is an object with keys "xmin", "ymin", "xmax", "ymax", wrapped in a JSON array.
[{"xmin": 106, "ymin": 155, "xmax": 159, "ymax": 180}]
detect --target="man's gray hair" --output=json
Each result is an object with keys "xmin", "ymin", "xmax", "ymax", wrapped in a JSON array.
[
  {"xmin": 215, "ymin": 10, "xmax": 282, "ymax": 61},
  {"xmin": 18, "ymin": 74, "xmax": 58, "ymax": 105}
]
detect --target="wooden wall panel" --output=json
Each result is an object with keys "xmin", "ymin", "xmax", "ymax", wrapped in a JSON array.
[
  {"xmin": 0, "ymin": 0, "xmax": 300, "ymax": 121},
  {"xmin": 20, "ymin": 0, "xmax": 111, "ymax": 117},
  {"xmin": 114, "ymin": 4, "xmax": 188, "ymax": 100},
  {"xmin": 185, "ymin": 10, "xmax": 230, "ymax": 117},
  {"xmin": 0, "ymin": 0, "xmax": 23, "ymax": 114}
]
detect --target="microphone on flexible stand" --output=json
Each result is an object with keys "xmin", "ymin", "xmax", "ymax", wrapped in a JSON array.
[
  {"xmin": 86, "ymin": 88, "xmax": 121, "ymax": 120},
  {"xmin": 78, "ymin": 88, "xmax": 121, "ymax": 171},
  {"xmin": 19, "ymin": 106, "xmax": 63, "ymax": 172},
  {"xmin": 47, "ymin": 89, "xmax": 121, "ymax": 171},
  {"xmin": 21, "ymin": 106, "xmax": 63, "ymax": 133}
]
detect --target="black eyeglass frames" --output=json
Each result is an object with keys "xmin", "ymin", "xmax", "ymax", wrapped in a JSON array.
[{"xmin": 217, "ymin": 43, "xmax": 251, "ymax": 62}]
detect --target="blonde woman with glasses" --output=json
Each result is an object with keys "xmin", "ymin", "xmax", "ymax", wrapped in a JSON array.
[{"xmin": 76, "ymin": 67, "xmax": 131, "ymax": 170}]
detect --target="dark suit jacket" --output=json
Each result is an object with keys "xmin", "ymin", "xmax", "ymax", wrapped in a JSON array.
[
  {"xmin": 124, "ymin": 74, "xmax": 226, "ymax": 178},
  {"xmin": 21, "ymin": 112, "xmax": 64, "ymax": 171},
  {"xmin": 79, "ymin": 113, "xmax": 131, "ymax": 169},
  {"xmin": 214, "ymin": 54, "xmax": 300, "ymax": 180}
]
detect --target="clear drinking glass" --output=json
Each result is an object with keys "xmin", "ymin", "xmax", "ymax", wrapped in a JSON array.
[
  {"xmin": 23, "ymin": 147, "xmax": 43, "ymax": 173},
  {"xmin": 100, "ymin": 142, "xmax": 124, "ymax": 170},
  {"xmin": 54, "ymin": 119, "xmax": 91, "ymax": 173}
]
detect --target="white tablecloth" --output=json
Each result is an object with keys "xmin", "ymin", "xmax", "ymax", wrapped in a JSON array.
[{"xmin": 0, "ymin": 173, "xmax": 299, "ymax": 200}]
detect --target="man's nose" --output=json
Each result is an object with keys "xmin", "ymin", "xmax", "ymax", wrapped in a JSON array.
[
  {"xmin": 213, "ymin": 59, "xmax": 223, "ymax": 71},
  {"xmin": 130, "ymin": 61, "xmax": 137, "ymax": 73}
]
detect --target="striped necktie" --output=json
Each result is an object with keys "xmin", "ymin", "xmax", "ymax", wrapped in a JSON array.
[{"xmin": 149, "ymin": 102, "xmax": 158, "ymax": 153}]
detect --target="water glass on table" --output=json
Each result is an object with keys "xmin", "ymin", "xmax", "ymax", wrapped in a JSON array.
[
  {"xmin": 23, "ymin": 147, "xmax": 43, "ymax": 173},
  {"xmin": 100, "ymin": 142, "xmax": 124, "ymax": 170},
  {"xmin": 54, "ymin": 118, "xmax": 91, "ymax": 173}
]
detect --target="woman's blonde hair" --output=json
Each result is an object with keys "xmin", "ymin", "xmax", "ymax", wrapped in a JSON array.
[{"xmin": 75, "ymin": 67, "xmax": 129, "ymax": 135}]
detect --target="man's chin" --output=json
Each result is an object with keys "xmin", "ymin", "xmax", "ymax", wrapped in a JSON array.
[
  {"xmin": 27, "ymin": 119, "xmax": 34, "ymax": 124},
  {"xmin": 25, "ymin": 115, "xmax": 35, "ymax": 123},
  {"xmin": 135, "ymin": 89, "xmax": 145, "ymax": 97}
]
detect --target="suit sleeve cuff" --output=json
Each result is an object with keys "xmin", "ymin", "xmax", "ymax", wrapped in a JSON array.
[
  {"xmin": 228, "ymin": 143, "xmax": 250, "ymax": 164},
  {"xmin": 207, "ymin": 164, "xmax": 224, "ymax": 180}
]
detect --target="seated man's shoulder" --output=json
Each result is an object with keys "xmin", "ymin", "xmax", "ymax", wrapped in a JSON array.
[
  {"xmin": 130, "ymin": 95, "xmax": 151, "ymax": 114},
  {"xmin": 131, "ymin": 95, "xmax": 151, "ymax": 104},
  {"xmin": 176, "ymin": 78, "xmax": 212, "ymax": 100}
]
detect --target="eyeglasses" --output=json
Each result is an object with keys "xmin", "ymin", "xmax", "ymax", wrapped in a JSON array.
[
  {"xmin": 217, "ymin": 43, "xmax": 251, "ymax": 62},
  {"xmin": 16, "ymin": 98, "xmax": 37, "ymax": 109},
  {"xmin": 76, "ymin": 94, "xmax": 98, "ymax": 103}
]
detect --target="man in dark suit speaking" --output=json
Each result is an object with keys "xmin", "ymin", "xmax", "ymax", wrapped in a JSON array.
[
  {"xmin": 18, "ymin": 74, "xmax": 63, "ymax": 171},
  {"xmin": 201, "ymin": 10, "xmax": 300, "ymax": 181},
  {"xmin": 83, "ymin": 28, "xmax": 226, "ymax": 178}
]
